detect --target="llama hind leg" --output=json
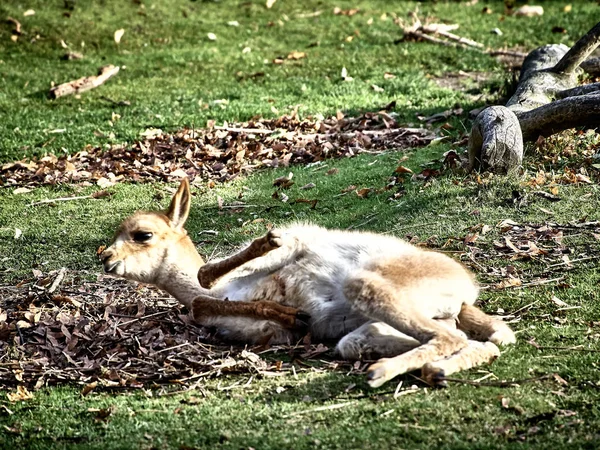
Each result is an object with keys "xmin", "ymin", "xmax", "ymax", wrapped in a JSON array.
[
  {"xmin": 457, "ymin": 304, "xmax": 516, "ymax": 345},
  {"xmin": 336, "ymin": 322, "xmax": 421, "ymax": 360},
  {"xmin": 336, "ymin": 319, "xmax": 466, "ymax": 360},
  {"xmin": 421, "ymin": 340, "xmax": 501, "ymax": 387},
  {"xmin": 343, "ymin": 270, "xmax": 468, "ymax": 388}
]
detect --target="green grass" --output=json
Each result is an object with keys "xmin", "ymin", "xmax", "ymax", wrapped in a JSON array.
[{"xmin": 1, "ymin": 1, "xmax": 600, "ymax": 449}]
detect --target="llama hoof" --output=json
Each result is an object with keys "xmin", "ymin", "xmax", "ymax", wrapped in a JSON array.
[
  {"xmin": 366, "ymin": 358, "xmax": 393, "ymax": 388},
  {"xmin": 489, "ymin": 327, "xmax": 517, "ymax": 346},
  {"xmin": 295, "ymin": 310, "xmax": 311, "ymax": 328},
  {"xmin": 421, "ymin": 363, "xmax": 447, "ymax": 388},
  {"xmin": 197, "ymin": 267, "xmax": 213, "ymax": 288},
  {"xmin": 266, "ymin": 229, "xmax": 283, "ymax": 248}
]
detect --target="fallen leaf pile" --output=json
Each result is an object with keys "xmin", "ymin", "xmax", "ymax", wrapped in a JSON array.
[
  {"xmin": 457, "ymin": 220, "xmax": 600, "ymax": 291},
  {"xmin": 0, "ymin": 271, "xmax": 358, "ymax": 392},
  {"xmin": 1, "ymin": 113, "xmax": 435, "ymax": 189}
]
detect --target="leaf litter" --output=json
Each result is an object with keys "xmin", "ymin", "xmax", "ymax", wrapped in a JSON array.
[
  {"xmin": 0, "ymin": 270, "xmax": 362, "ymax": 393},
  {"xmin": 1, "ymin": 112, "xmax": 434, "ymax": 189}
]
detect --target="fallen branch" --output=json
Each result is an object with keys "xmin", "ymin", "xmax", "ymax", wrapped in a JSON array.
[
  {"xmin": 468, "ymin": 21, "xmax": 600, "ymax": 173},
  {"xmin": 49, "ymin": 65, "xmax": 120, "ymax": 99}
]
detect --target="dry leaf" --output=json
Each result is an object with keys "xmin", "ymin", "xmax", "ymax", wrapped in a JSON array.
[
  {"xmin": 356, "ymin": 188, "xmax": 373, "ymax": 198},
  {"xmin": 464, "ymin": 233, "xmax": 479, "ymax": 245},
  {"xmin": 114, "ymin": 29, "xmax": 125, "ymax": 44},
  {"xmin": 207, "ymin": 33, "xmax": 217, "ymax": 41},
  {"xmin": 266, "ymin": 0, "xmax": 277, "ymax": 8},
  {"xmin": 273, "ymin": 173, "xmax": 294, "ymax": 188},
  {"xmin": 23, "ymin": 9, "xmax": 35, "ymax": 16},
  {"xmin": 394, "ymin": 165, "xmax": 413, "ymax": 174},
  {"xmin": 13, "ymin": 187, "xmax": 31, "ymax": 194},
  {"xmin": 287, "ymin": 51, "xmax": 306, "ymax": 60},
  {"xmin": 504, "ymin": 237, "xmax": 520, "ymax": 254},
  {"xmin": 97, "ymin": 177, "xmax": 114, "ymax": 189},
  {"xmin": 7, "ymin": 386, "xmax": 33, "ymax": 402},
  {"xmin": 81, "ymin": 381, "xmax": 98, "ymax": 396},
  {"xmin": 576, "ymin": 173, "xmax": 592, "ymax": 184},
  {"xmin": 514, "ymin": 5, "xmax": 543, "ymax": 17}
]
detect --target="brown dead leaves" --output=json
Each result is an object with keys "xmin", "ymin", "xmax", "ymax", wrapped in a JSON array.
[
  {"xmin": 1, "ymin": 113, "xmax": 434, "ymax": 189},
  {"xmin": 0, "ymin": 270, "xmax": 362, "ymax": 390}
]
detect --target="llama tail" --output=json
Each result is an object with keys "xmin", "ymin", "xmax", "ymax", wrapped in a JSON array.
[{"xmin": 457, "ymin": 303, "xmax": 516, "ymax": 345}]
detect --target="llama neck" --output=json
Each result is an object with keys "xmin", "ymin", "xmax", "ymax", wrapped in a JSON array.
[{"xmin": 155, "ymin": 248, "xmax": 206, "ymax": 310}]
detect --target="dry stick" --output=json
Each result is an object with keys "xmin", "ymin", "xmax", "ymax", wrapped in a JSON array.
[
  {"xmin": 547, "ymin": 255, "xmax": 600, "ymax": 268},
  {"xmin": 117, "ymin": 310, "xmax": 173, "ymax": 327},
  {"xmin": 487, "ymin": 49, "xmax": 528, "ymax": 58},
  {"xmin": 530, "ymin": 344, "xmax": 600, "ymax": 353},
  {"xmin": 283, "ymin": 401, "xmax": 357, "ymax": 418},
  {"xmin": 443, "ymin": 374, "xmax": 553, "ymax": 387},
  {"xmin": 406, "ymin": 30, "xmax": 460, "ymax": 48},
  {"xmin": 214, "ymin": 126, "xmax": 274, "ymax": 135},
  {"xmin": 423, "ymin": 27, "xmax": 484, "ymax": 49},
  {"xmin": 552, "ymin": 21, "xmax": 600, "ymax": 75},
  {"xmin": 6, "ymin": 17, "xmax": 21, "ymax": 34},
  {"xmin": 47, "ymin": 267, "xmax": 67, "ymax": 294},
  {"xmin": 49, "ymin": 65, "xmax": 120, "ymax": 99}
]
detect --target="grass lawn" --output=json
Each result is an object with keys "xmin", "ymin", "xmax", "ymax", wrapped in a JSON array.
[{"xmin": 1, "ymin": 1, "xmax": 600, "ymax": 448}]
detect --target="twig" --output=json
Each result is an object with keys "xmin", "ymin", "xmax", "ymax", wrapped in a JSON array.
[
  {"xmin": 6, "ymin": 17, "xmax": 21, "ymax": 34},
  {"xmin": 547, "ymin": 255, "xmax": 600, "ymax": 268},
  {"xmin": 510, "ymin": 300, "xmax": 539, "ymax": 316},
  {"xmin": 443, "ymin": 374, "xmax": 553, "ymax": 387},
  {"xmin": 528, "ymin": 343, "xmax": 600, "ymax": 353},
  {"xmin": 214, "ymin": 126, "xmax": 274, "ymax": 135},
  {"xmin": 49, "ymin": 65, "xmax": 120, "ymax": 99},
  {"xmin": 487, "ymin": 50, "xmax": 528, "ymax": 58},
  {"xmin": 154, "ymin": 342, "xmax": 192, "ymax": 354},
  {"xmin": 117, "ymin": 310, "xmax": 173, "ymax": 327},
  {"xmin": 347, "ymin": 214, "xmax": 378, "ymax": 230},
  {"xmin": 283, "ymin": 401, "xmax": 356, "ymax": 418},
  {"xmin": 29, "ymin": 195, "xmax": 93, "ymax": 206},
  {"xmin": 422, "ymin": 26, "xmax": 484, "ymax": 49},
  {"xmin": 47, "ymin": 267, "xmax": 67, "ymax": 294}
]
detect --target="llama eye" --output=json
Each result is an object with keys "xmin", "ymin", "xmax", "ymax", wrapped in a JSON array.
[{"xmin": 133, "ymin": 231, "xmax": 153, "ymax": 243}]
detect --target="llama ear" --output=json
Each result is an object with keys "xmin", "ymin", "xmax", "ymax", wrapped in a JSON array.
[{"xmin": 166, "ymin": 178, "xmax": 191, "ymax": 228}]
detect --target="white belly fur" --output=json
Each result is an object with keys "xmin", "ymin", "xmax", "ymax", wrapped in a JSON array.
[{"xmin": 209, "ymin": 224, "xmax": 476, "ymax": 340}]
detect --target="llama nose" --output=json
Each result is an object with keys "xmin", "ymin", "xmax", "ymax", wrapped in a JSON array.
[{"xmin": 98, "ymin": 246, "xmax": 113, "ymax": 263}]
